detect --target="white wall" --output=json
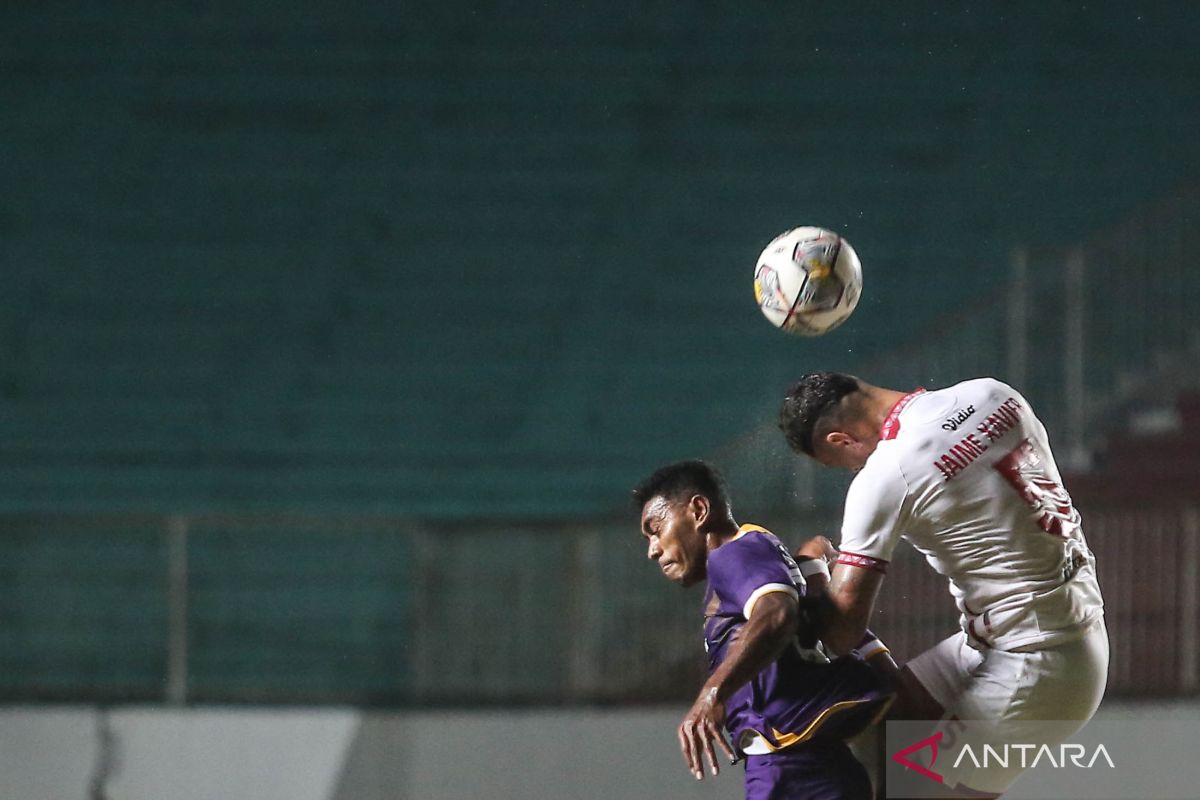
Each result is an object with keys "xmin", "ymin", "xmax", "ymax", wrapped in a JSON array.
[
  {"xmin": 0, "ymin": 707, "xmax": 360, "ymax": 800},
  {"xmin": 1, "ymin": 701, "xmax": 1195, "ymax": 800},
  {"xmin": 0, "ymin": 706, "xmax": 741, "ymax": 800}
]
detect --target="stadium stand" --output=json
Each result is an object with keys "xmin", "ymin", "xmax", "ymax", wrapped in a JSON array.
[
  {"xmin": 2, "ymin": 2, "xmax": 1200, "ymax": 705},
  {"xmin": 4, "ymin": 2, "xmax": 1200, "ymax": 518},
  {"xmin": 1070, "ymin": 390, "xmax": 1200, "ymax": 507}
]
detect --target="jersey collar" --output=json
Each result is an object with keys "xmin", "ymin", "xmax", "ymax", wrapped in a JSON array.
[
  {"xmin": 880, "ymin": 388, "xmax": 926, "ymax": 441},
  {"xmin": 733, "ymin": 523, "xmax": 770, "ymax": 541}
]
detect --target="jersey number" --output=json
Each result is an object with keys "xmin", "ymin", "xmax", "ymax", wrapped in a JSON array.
[
  {"xmin": 992, "ymin": 439, "xmax": 1080, "ymax": 537},
  {"xmin": 776, "ymin": 544, "xmax": 804, "ymax": 585}
]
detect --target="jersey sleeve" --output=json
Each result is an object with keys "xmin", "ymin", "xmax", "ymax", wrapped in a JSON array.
[
  {"xmin": 838, "ymin": 448, "xmax": 909, "ymax": 571},
  {"xmin": 707, "ymin": 536, "xmax": 800, "ymax": 620}
]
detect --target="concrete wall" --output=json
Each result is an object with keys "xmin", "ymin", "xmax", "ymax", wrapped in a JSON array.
[
  {"xmin": 3, "ymin": 701, "xmax": 1197, "ymax": 800},
  {"xmin": 0, "ymin": 706, "xmax": 740, "ymax": 800}
]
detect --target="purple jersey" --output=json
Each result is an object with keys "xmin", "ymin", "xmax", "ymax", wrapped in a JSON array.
[{"xmin": 704, "ymin": 525, "xmax": 891, "ymax": 756}]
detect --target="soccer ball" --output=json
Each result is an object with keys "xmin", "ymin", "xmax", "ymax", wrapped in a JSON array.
[{"xmin": 753, "ymin": 227, "xmax": 862, "ymax": 336}]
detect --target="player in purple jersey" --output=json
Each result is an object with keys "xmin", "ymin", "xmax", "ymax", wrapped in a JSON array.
[{"xmin": 633, "ymin": 460, "xmax": 897, "ymax": 800}]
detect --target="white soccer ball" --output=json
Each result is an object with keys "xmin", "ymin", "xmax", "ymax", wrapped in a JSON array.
[{"xmin": 753, "ymin": 227, "xmax": 862, "ymax": 336}]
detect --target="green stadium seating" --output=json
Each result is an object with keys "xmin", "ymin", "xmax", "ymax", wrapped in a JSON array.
[{"xmin": 3, "ymin": 0, "xmax": 1200, "ymax": 704}]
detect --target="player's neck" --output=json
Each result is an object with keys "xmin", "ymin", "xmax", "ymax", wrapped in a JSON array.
[
  {"xmin": 865, "ymin": 387, "xmax": 910, "ymax": 432},
  {"xmin": 705, "ymin": 518, "xmax": 740, "ymax": 551}
]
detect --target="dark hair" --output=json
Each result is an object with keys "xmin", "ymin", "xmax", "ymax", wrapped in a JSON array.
[
  {"xmin": 631, "ymin": 460, "xmax": 731, "ymax": 514},
  {"xmin": 778, "ymin": 372, "xmax": 861, "ymax": 455}
]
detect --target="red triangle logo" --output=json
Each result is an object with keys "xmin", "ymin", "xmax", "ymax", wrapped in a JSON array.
[{"xmin": 892, "ymin": 731, "xmax": 945, "ymax": 784}]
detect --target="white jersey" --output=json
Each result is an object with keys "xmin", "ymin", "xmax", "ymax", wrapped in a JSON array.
[{"xmin": 838, "ymin": 378, "xmax": 1104, "ymax": 651}]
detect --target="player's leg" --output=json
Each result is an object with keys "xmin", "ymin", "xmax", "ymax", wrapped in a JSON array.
[
  {"xmin": 858, "ymin": 669, "xmax": 943, "ymax": 800},
  {"xmin": 895, "ymin": 632, "xmax": 981, "ymax": 721},
  {"xmin": 889, "ymin": 664, "xmax": 947, "ymax": 721},
  {"xmin": 881, "ymin": 634, "xmax": 989, "ymax": 798},
  {"xmin": 934, "ymin": 619, "xmax": 1109, "ymax": 796},
  {"xmin": 1007, "ymin": 617, "xmax": 1108, "ymax": 721},
  {"xmin": 903, "ymin": 642, "xmax": 1018, "ymax": 798}
]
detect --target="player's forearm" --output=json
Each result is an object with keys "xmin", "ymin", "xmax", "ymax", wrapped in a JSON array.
[
  {"xmin": 813, "ymin": 567, "xmax": 880, "ymax": 655},
  {"xmin": 814, "ymin": 593, "xmax": 868, "ymax": 655},
  {"xmin": 803, "ymin": 589, "xmax": 898, "ymax": 673},
  {"xmin": 795, "ymin": 559, "xmax": 831, "ymax": 596},
  {"xmin": 701, "ymin": 595, "xmax": 797, "ymax": 705}
]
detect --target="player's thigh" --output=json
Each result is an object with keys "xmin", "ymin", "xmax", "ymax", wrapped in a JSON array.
[
  {"xmin": 900, "ymin": 632, "xmax": 981, "ymax": 717},
  {"xmin": 890, "ymin": 664, "xmax": 945, "ymax": 721},
  {"xmin": 939, "ymin": 622, "xmax": 1109, "ymax": 795},
  {"xmin": 1002, "ymin": 619, "xmax": 1109, "ymax": 723},
  {"xmin": 955, "ymin": 620, "xmax": 1108, "ymax": 723}
]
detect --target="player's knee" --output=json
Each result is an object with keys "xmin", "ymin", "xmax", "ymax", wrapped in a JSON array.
[{"xmin": 887, "ymin": 666, "xmax": 945, "ymax": 721}]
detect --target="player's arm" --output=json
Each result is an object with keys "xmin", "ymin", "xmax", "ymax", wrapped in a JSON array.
[
  {"xmin": 793, "ymin": 534, "xmax": 838, "ymax": 594},
  {"xmin": 811, "ymin": 455, "xmax": 908, "ymax": 655},
  {"xmin": 794, "ymin": 536, "xmax": 898, "ymax": 674},
  {"xmin": 678, "ymin": 590, "xmax": 798, "ymax": 780},
  {"xmin": 819, "ymin": 559, "xmax": 887, "ymax": 655}
]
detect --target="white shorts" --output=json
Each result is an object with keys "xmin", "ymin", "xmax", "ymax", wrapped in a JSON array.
[{"xmin": 906, "ymin": 617, "xmax": 1109, "ymax": 793}]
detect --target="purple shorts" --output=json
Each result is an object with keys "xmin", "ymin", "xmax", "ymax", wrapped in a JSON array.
[{"xmin": 744, "ymin": 739, "xmax": 872, "ymax": 800}]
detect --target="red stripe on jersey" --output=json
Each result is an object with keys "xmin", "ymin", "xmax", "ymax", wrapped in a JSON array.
[
  {"xmin": 968, "ymin": 616, "xmax": 993, "ymax": 649},
  {"xmin": 880, "ymin": 388, "xmax": 926, "ymax": 441},
  {"xmin": 837, "ymin": 551, "xmax": 889, "ymax": 574}
]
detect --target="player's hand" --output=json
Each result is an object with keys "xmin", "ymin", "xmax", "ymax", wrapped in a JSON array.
[
  {"xmin": 794, "ymin": 535, "xmax": 838, "ymax": 564},
  {"xmin": 678, "ymin": 686, "xmax": 736, "ymax": 780}
]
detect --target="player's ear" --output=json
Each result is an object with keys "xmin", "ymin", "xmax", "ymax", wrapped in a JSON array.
[
  {"xmin": 825, "ymin": 430, "xmax": 855, "ymax": 449},
  {"xmin": 689, "ymin": 494, "xmax": 711, "ymax": 526}
]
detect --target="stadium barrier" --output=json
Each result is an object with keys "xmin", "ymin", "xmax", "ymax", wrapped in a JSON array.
[
  {"xmin": 5, "ymin": 700, "xmax": 1198, "ymax": 800},
  {"xmin": 1, "ymin": 506, "xmax": 1194, "ymax": 705}
]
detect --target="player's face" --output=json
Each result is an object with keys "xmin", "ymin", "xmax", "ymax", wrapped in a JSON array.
[{"xmin": 640, "ymin": 496, "xmax": 708, "ymax": 587}]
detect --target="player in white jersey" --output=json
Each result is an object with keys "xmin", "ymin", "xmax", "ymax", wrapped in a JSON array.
[{"xmin": 778, "ymin": 373, "xmax": 1108, "ymax": 797}]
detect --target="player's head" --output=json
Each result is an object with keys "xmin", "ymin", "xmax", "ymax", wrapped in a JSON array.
[
  {"xmin": 632, "ymin": 460, "xmax": 733, "ymax": 587},
  {"xmin": 778, "ymin": 372, "xmax": 879, "ymax": 470}
]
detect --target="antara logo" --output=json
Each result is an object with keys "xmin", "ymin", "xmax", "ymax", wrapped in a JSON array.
[
  {"xmin": 952, "ymin": 743, "xmax": 1115, "ymax": 770},
  {"xmin": 892, "ymin": 731, "xmax": 1115, "ymax": 786}
]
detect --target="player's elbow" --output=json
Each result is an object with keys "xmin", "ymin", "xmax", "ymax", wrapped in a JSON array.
[{"xmin": 822, "ymin": 622, "xmax": 869, "ymax": 657}]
